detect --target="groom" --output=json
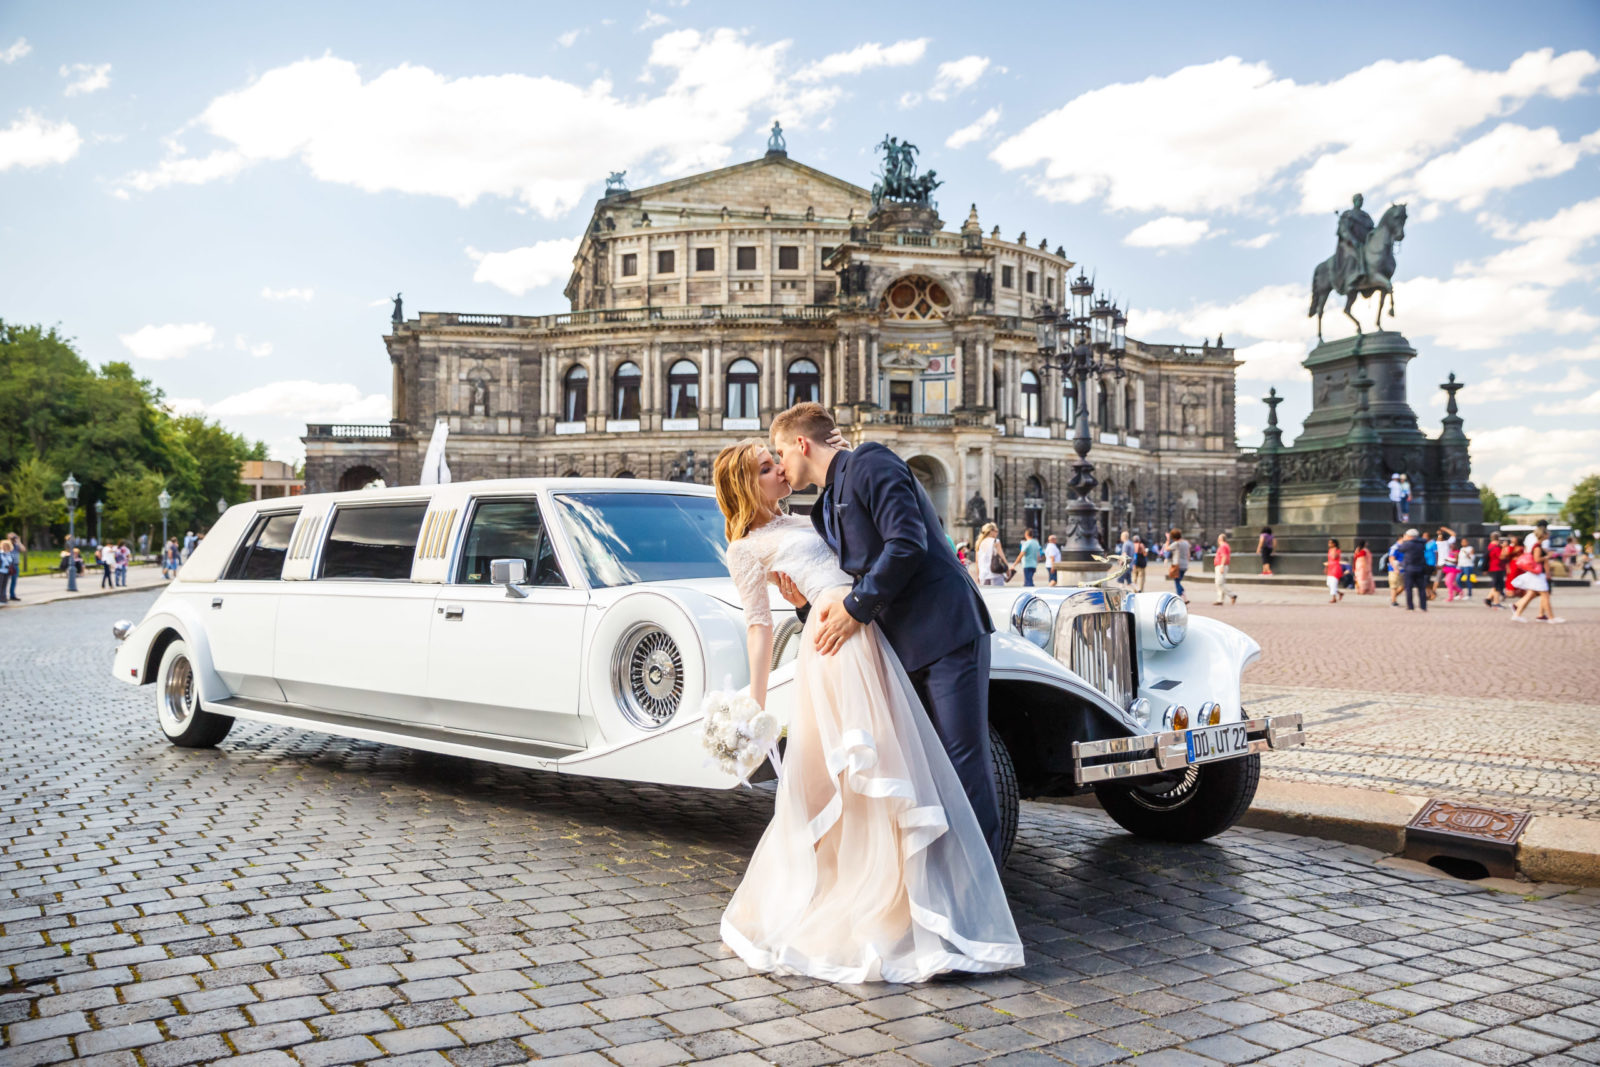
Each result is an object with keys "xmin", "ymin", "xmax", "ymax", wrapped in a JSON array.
[{"xmin": 770, "ymin": 402, "xmax": 1004, "ymax": 865}]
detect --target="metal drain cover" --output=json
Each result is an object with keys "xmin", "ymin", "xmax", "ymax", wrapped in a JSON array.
[{"xmin": 1403, "ymin": 800, "xmax": 1531, "ymax": 878}]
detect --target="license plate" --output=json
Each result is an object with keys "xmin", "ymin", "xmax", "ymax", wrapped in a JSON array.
[{"xmin": 1186, "ymin": 722, "xmax": 1250, "ymax": 764}]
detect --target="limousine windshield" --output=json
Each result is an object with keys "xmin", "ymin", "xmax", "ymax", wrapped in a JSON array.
[{"xmin": 553, "ymin": 491, "xmax": 729, "ymax": 588}]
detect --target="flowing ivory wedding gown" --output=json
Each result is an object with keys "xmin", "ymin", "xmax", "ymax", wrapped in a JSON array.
[{"xmin": 720, "ymin": 515, "xmax": 1024, "ymax": 984}]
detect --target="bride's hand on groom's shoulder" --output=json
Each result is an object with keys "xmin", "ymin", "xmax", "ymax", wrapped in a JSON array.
[
  {"xmin": 824, "ymin": 428, "xmax": 852, "ymax": 451},
  {"xmin": 771, "ymin": 571, "xmax": 807, "ymax": 608}
]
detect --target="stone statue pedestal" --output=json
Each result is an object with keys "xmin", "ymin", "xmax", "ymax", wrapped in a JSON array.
[
  {"xmin": 1232, "ymin": 331, "xmax": 1482, "ymax": 575},
  {"xmin": 870, "ymin": 202, "xmax": 942, "ymax": 234}
]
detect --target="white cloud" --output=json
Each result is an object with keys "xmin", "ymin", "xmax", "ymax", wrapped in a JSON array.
[
  {"xmin": 207, "ymin": 380, "xmax": 390, "ymax": 422},
  {"xmin": 638, "ymin": 11, "xmax": 670, "ymax": 30},
  {"xmin": 1408, "ymin": 123, "xmax": 1600, "ymax": 209},
  {"xmin": 233, "ymin": 334, "xmax": 274, "ymax": 358},
  {"xmin": 1470, "ymin": 425, "xmax": 1600, "ymax": 497},
  {"xmin": 1124, "ymin": 215, "xmax": 1212, "ymax": 248},
  {"xmin": 0, "ymin": 111, "xmax": 82, "ymax": 171},
  {"xmin": 991, "ymin": 49, "xmax": 1599, "ymax": 216},
  {"xmin": 260, "ymin": 286, "xmax": 314, "ymax": 301},
  {"xmin": 1533, "ymin": 388, "xmax": 1600, "ymax": 416},
  {"xmin": 1461, "ymin": 195, "xmax": 1600, "ymax": 289},
  {"xmin": 794, "ymin": 39, "xmax": 927, "ymax": 82},
  {"xmin": 119, "ymin": 323, "xmax": 216, "ymax": 361},
  {"xmin": 928, "ymin": 55, "xmax": 989, "ymax": 101},
  {"xmin": 1234, "ymin": 232, "xmax": 1277, "ymax": 249},
  {"xmin": 467, "ymin": 239, "xmax": 578, "ymax": 296},
  {"xmin": 61, "ymin": 62, "xmax": 111, "ymax": 96},
  {"xmin": 1, "ymin": 38, "xmax": 29, "ymax": 64},
  {"xmin": 945, "ymin": 107, "xmax": 1000, "ymax": 150},
  {"xmin": 163, "ymin": 396, "xmax": 208, "ymax": 417},
  {"xmin": 1446, "ymin": 366, "xmax": 1597, "ymax": 405},
  {"xmin": 120, "ymin": 33, "xmax": 851, "ymax": 215},
  {"xmin": 557, "ymin": 29, "xmax": 584, "ymax": 48}
]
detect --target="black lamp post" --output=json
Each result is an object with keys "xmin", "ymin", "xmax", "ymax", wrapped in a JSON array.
[
  {"xmin": 1034, "ymin": 272, "xmax": 1127, "ymax": 562},
  {"xmin": 94, "ymin": 500, "xmax": 103, "ymax": 545},
  {"xmin": 62, "ymin": 473, "xmax": 79, "ymax": 592},
  {"xmin": 158, "ymin": 488, "xmax": 171, "ymax": 558}
]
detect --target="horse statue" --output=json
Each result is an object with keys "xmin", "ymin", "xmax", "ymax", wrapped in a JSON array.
[{"xmin": 1309, "ymin": 201, "xmax": 1407, "ymax": 341}]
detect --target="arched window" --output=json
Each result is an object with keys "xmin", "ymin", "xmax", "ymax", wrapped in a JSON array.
[
  {"xmin": 786, "ymin": 359, "xmax": 819, "ymax": 407},
  {"xmin": 725, "ymin": 358, "xmax": 759, "ymax": 420},
  {"xmin": 1062, "ymin": 379, "xmax": 1075, "ymax": 423},
  {"xmin": 1020, "ymin": 370, "xmax": 1041, "ymax": 426},
  {"xmin": 562, "ymin": 365, "xmax": 588, "ymax": 423},
  {"xmin": 1123, "ymin": 381, "xmax": 1138, "ymax": 431},
  {"xmin": 612, "ymin": 361, "xmax": 641, "ymax": 420},
  {"xmin": 668, "ymin": 359, "xmax": 699, "ymax": 419},
  {"xmin": 1096, "ymin": 376, "xmax": 1111, "ymax": 427},
  {"xmin": 992, "ymin": 369, "xmax": 1003, "ymax": 414}
]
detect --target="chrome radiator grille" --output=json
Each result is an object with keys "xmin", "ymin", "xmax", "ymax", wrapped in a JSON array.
[{"xmin": 1061, "ymin": 609, "xmax": 1139, "ymax": 709}]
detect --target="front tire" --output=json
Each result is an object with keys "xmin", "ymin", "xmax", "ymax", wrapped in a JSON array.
[
  {"xmin": 155, "ymin": 639, "xmax": 234, "ymax": 748},
  {"xmin": 1093, "ymin": 753, "xmax": 1260, "ymax": 843},
  {"xmin": 990, "ymin": 726, "xmax": 1019, "ymax": 865}
]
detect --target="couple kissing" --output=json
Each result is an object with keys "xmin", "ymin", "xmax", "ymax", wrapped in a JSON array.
[{"xmin": 710, "ymin": 401, "xmax": 1023, "ymax": 984}]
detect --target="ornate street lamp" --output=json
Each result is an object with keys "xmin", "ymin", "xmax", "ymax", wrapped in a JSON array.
[
  {"xmin": 158, "ymin": 488, "xmax": 171, "ymax": 555},
  {"xmin": 1033, "ymin": 271, "xmax": 1127, "ymax": 563},
  {"xmin": 62, "ymin": 473, "xmax": 80, "ymax": 592},
  {"xmin": 217, "ymin": 496, "xmax": 227, "ymax": 516},
  {"xmin": 94, "ymin": 499, "xmax": 104, "ymax": 545}
]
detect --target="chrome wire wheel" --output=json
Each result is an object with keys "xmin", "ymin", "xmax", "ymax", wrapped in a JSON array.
[
  {"xmin": 162, "ymin": 653, "xmax": 196, "ymax": 728},
  {"xmin": 613, "ymin": 625, "xmax": 683, "ymax": 729},
  {"xmin": 1126, "ymin": 765, "xmax": 1201, "ymax": 811}
]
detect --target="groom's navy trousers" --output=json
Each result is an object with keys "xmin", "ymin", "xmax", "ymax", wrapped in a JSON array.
[{"xmin": 806, "ymin": 443, "xmax": 1004, "ymax": 865}]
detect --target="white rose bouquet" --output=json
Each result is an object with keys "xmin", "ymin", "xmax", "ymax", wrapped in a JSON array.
[{"xmin": 700, "ymin": 689, "xmax": 783, "ymax": 783}]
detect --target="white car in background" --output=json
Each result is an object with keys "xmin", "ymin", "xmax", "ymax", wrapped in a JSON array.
[{"xmin": 114, "ymin": 479, "xmax": 1305, "ymax": 860}]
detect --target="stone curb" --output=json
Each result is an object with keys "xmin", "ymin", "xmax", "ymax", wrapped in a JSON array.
[
  {"xmin": 1042, "ymin": 778, "xmax": 1600, "ymax": 887},
  {"xmin": 3, "ymin": 578, "xmax": 169, "ymax": 610}
]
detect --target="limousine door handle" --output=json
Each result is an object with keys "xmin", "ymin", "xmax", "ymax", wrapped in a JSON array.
[
  {"xmin": 442, "ymin": 604, "xmax": 465, "ymax": 621},
  {"xmin": 211, "ymin": 597, "xmax": 223, "ymax": 610}
]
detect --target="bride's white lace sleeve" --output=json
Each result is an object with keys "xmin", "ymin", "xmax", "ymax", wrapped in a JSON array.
[{"xmin": 725, "ymin": 539, "xmax": 773, "ymax": 630}]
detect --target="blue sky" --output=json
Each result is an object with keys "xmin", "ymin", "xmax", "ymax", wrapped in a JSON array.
[{"xmin": 3, "ymin": 0, "xmax": 1597, "ymax": 496}]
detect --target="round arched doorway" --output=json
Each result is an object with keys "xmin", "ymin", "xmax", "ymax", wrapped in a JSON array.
[
  {"xmin": 905, "ymin": 455, "xmax": 952, "ymax": 536},
  {"xmin": 338, "ymin": 465, "xmax": 386, "ymax": 492}
]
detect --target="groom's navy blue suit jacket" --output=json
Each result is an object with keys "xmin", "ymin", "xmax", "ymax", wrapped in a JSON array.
[{"xmin": 808, "ymin": 443, "xmax": 993, "ymax": 672}]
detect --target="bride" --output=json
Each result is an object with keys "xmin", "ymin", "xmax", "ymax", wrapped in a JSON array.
[{"xmin": 712, "ymin": 439, "xmax": 1023, "ymax": 984}]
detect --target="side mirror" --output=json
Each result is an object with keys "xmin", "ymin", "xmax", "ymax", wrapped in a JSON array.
[{"xmin": 490, "ymin": 558, "xmax": 529, "ymax": 598}]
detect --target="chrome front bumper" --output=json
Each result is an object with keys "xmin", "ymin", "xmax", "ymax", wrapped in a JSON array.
[{"xmin": 1071, "ymin": 711, "xmax": 1306, "ymax": 786}]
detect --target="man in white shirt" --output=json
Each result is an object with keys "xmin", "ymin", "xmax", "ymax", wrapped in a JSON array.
[
  {"xmin": 1387, "ymin": 474, "xmax": 1403, "ymax": 521},
  {"xmin": 1043, "ymin": 535, "xmax": 1062, "ymax": 586}
]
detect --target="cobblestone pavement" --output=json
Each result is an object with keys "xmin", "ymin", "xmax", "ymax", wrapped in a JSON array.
[
  {"xmin": 1191, "ymin": 583, "xmax": 1599, "ymax": 706},
  {"xmin": 1251, "ymin": 684, "xmax": 1600, "ymax": 819},
  {"xmin": 5, "ymin": 592, "xmax": 1600, "ymax": 1067}
]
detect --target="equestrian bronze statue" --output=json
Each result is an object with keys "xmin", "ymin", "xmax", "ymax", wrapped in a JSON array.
[{"xmin": 1309, "ymin": 193, "xmax": 1408, "ymax": 341}]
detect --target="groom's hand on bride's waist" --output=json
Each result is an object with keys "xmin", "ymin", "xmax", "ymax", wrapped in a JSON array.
[{"xmin": 813, "ymin": 591, "xmax": 862, "ymax": 656}]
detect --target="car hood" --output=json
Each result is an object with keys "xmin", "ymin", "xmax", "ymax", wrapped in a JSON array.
[{"xmin": 645, "ymin": 576, "xmax": 794, "ymax": 618}]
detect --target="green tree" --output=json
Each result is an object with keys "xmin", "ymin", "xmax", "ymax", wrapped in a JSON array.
[
  {"xmin": 1, "ymin": 455, "xmax": 62, "ymax": 555},
  {"xmin": 1561, "ymin": 474, "xmax": 1600, "ymax": 539},
  {"xmin": 1479, "ymin": 484, "xmax": 1507, "ymax": 525},
  {"xmin": 105, "ymin": 467, "xmax": 168, "ymax": 544}
]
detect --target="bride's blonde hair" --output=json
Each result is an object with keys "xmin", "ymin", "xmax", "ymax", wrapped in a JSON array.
[{"xmin": 713, "ymin": 439, "xmax": 777, "ymax": 542}]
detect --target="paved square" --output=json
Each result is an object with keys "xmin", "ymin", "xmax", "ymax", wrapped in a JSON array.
[{"xmin": 3, "ymin": 590, "xmax": 1598, "ymax": 1065}]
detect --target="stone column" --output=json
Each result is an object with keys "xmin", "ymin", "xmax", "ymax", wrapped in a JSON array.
[
  {"xmin": 589, "ymin": 347, "xmax": 602, "ymax": 430},
  {"xmin": 773, "ymin": 340, "xmax": 784, "ymax": 412},
  {"xmin": 858, "ymin": 335, "xmax": 869, "ymax": 404},
  {"xmin": 869, "ymin": 334, "xmax": 880, "ymax": 406},
  {"xmin": 952, "ymin": 337, "xmax": 965, "ymax": 410},
  {"xmin": 711, "ymin": 340, "xmax": 724, "ymax": 422},
  {"xmin": 700, "ymin": 344, "xmax": 712, "ymax": 428}
]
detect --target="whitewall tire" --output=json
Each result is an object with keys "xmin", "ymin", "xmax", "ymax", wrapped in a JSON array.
[{"xmin": 155, "ymin": 638, "xmax": 234, "ymax": 748}]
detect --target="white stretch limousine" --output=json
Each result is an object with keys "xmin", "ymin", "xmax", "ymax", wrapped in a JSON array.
[{"xmin": 114, "ymin": 479, "xmax": 1304, "ymax": 858}]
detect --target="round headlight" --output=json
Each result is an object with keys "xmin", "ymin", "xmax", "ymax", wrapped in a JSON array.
[
  {"xmin": 1010, "ymin": 594, "xmax": 1054, "ymax": 651},
  {"xmin": 1154, "ymin": 594, "xmax": 1187, "ymax": 649},
  {"xmin": 612, "ymin": 624, "xmax": 683, "ymax": 729}
]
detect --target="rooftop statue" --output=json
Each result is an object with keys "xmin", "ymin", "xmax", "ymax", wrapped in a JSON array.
[
  {"xmin": 604, "ymin": 170, "xmax": 628, "ymax": 195},
  {"xmin": 1309, "ymin": 193, "xmax": 1408, "ymax": 341},
  {"xmin": 766, "ymin": 120, "xmax": 786, "ymax": 155},
  {"xmin": 870, "ymin": 134, "xmax": 942, "ymax": 214}
]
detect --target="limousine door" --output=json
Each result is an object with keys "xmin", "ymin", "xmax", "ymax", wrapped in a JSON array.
[
  {"xmin": 208, "ymin": 510, "xmax": 298, "ymax": 701},
  {"xmin": 273, "ymin": 501, "xmax": 435, "ymax": 724},
  {"xmin": 426, "ymin": 497, "xmax": 586, "ymax": 748}
]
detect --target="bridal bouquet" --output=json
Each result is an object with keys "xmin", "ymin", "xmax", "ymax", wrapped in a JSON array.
[{"xmin": 700, "ymin": 689, "xmax": 783, "ymax": 782}]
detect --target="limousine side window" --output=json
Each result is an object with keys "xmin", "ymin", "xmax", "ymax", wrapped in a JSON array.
[
  {"xmin": 223, "ymin": 511, "xmax": 300, "ymax": 580},
  {"xmin": 458, "ymin": 498, "xmax": 565, "ymax": 586},
  {"xmin": 319, "ymin": 503, "xmax": 429, "ymax": 580}
]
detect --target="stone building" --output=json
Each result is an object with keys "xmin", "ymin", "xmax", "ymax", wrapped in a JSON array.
[{"xmin": 304, "ymin": 138, "xmax": 1246, "ymax": 544}]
